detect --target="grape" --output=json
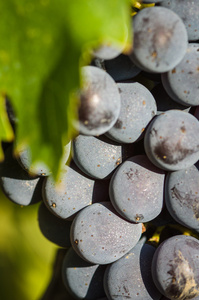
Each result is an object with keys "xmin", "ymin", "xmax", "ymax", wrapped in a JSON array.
[
  {"xmin": 161, "ymin": 43, "xmax": 199, "ymax": 106},
  {"xmin": 72, "ymin": 134, "xmax": 136, "ymax": 180},
  {"xmin": 105, "ymin": 82, "xmax": 157, "ymax": 144},
  {"xmin": 38, "ymin": 202, "xmax": 72, "ymax": 248},
  {"xmin": 144, "ymin": 110, "xmax": 199, "ymax": 171},
  {"xmin": 62, "ymin": 247, "xmax": 106, "ymax": 299},
  {"xmin": 104, "ymin": 242, "xmax": 162, "ymax": 300},
  {"xmin": 43, "ymin": 162, "xmax": 109, "ymax": 220},
  {"xmin": 109, "ymin": 155, "xmax": 165, "ymax": 223},
  {"xmin": 0, "ymin": 146, "xmax": 43, "ymax": 206},
  {"xmin": 103, "ymin": 53, "xmax": 141, "ymax": 82},
  {"xmin": 70, "ymin": 202, "xmax": 142, "ymax": 265},
  {"xmin": 160, "ymin": 0, "xmax": 199, "ymax": 41},
  {"xmin": 152, "ymin": 235, "xmax": 199, "ymax": 300},
  {"xmin": 165, "ymin": 164, "xmax": 199, "ymax": 232},
  {"xmin": 75, "ymin": 66, "xmax": 121, "ymax": 136},
  {"xmin": 151, "ymin": 83, "xmax": 190, "ymax": 114},
  {"xmin": 129, "ymin": 7, "xmax": 188, "ymax": 73},
  {"xmin": 72, "ymin": 135, "xmax": 124, "ymax": 180}
]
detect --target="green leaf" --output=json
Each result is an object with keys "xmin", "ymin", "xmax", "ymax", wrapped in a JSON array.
[
  {"xmin": 0, "ymin": 0, "xmax": 132, "ymax": 177},
  {"xmin": 0, "ymin": 95, "xmax": 14, "ymax": 160},
  {"xmin": 65, "ymin": 0, "xmax": 132, "ymax": 49}
]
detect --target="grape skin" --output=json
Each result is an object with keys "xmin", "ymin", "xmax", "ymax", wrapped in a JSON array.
[
  {"xmin": 144, "ymin": 110, "xmax": 199, "ymax": 171},
  {"xmin": 1, "ymin": 174, "xmax": 43, "ymax": 206},
  {"xmin": 43, "ymin": 162, "xmax": 109, "ymax": 220},
  {"xmin": 0, "ymin": 146, "xmax": 43, "ymax": 206},
  {"xmin": 129, "ymin": 7, "xmax": 188, "ymax": 73},
  {"xmin": 104, "ymin": 242, "xmax": 162, "ymax": 300},
  {"xmin": 161, "ymin": 43, "xmax": 199, "ymax": 106},
  {"xmin": 76, "ymin": 66, "xmax": 121, "ymax": 136},
  {"xmin": 160, "ymin": 0, "xmax": 199, "ymax": 41},
  {"xmin": 70, "ymin": 202, "xmax": 142, "ymax": 265},
  {"xmin": 152, "ymin": 235, "xmax": 199, "ymax": 300},
  {"xmin": 72, "ymin": 134, "xmax": 137, "ymax": 180},
  {"xmin": 62, "ymin": 247, "xmax": 106, "ymax": 299},
  {"xmin": 106, "ymin": 82, "xmax": 157, "ymax": 144},
  {"xmin": 109, "ymin": 155, "xmax": 165, "ymax": 223},
  {"xmin": 165, "ymin": 164, "xmax": 199, "ymax": 232},
  {"xmin": 72, "ymin": 134, "xmax": 123, "ymax": 180}
]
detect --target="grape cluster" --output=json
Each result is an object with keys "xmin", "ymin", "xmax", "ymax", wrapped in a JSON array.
[{"xmin": 1, "ymin": 1, "xmax": 199, "ymax": 300}]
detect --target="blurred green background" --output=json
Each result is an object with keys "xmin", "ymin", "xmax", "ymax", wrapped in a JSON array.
[{"xmin": 0, "ymin": 187, "xmax": 59, "ymax": 300}]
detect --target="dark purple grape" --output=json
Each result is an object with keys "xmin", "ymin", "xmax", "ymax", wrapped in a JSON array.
[
  {"xmin": 144, "ymin": 110, "xmax": 199, "ymax": 171},
  {"xmin": 160, "ymin": 0, "xmax": 199, "ymax": 41},
  {"xmin": 104, "ymin": 241, "xmax": 162, "ymax": 300},
  {"xmin": 42, "ymin": 162, "xmax": 109, "ymax": 220},
  {"xmin": 109, "ymin": 155, "xmax": 165, "ymax": 223},
  {"xmin": 0, "ymin": 146, "xmax": 43, "ymax": 206},
  {"xmin": 152, "ymin": 235, "xmax": 199, "ymax": 300},
  {"xmin": 62, "ymin": 247, "xmax": 106, "ymax": 299},
  {"xmin": 70, "ymin": 202, "xmax": 142, "ymax": 265},
  {"xmin": 129, "ymin": 7, "xmax": 188, "ymax": 73},
  {"xmin": 161, "ymin": 43, "xmax": 199, "ymax": 106},
  {"xmin": 72, "ymin": 135, "xmax": 123, "ymax": 180},
  {"xmin": 106, "ymin": 82, "xmax": 157, "ymax": 143},
  {"xmin": 165, "ymin": 164, "xmax": 199, "ymax": 231},
  {"xmin": 75, "ymin": 66, "xmax": 121, "ymax": 136},
  {"xmin": 72, "ymin": 134, "xmax": 136, "ymax": 180}
]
